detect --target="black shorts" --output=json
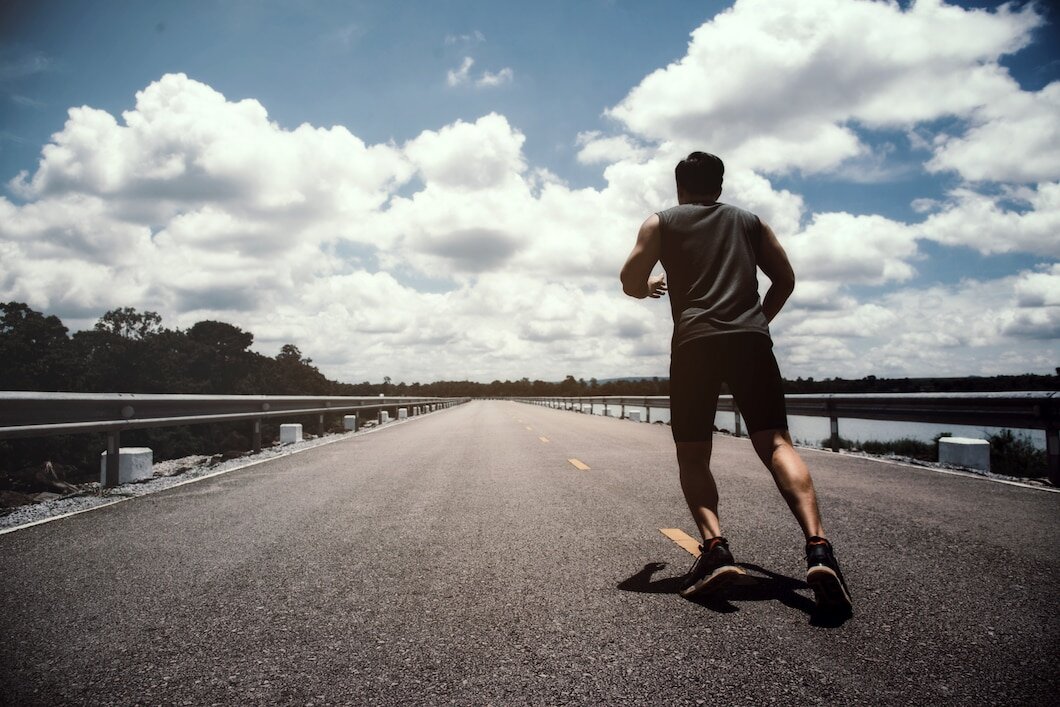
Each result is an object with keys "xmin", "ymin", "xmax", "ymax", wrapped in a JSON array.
[{"xmin": 669, "ymin": 333, "xmax": 788, "ymax": 443}]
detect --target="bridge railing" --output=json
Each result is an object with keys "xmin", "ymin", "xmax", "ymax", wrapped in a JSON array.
[
  {"xmin": 509, "ymin": 392, "xmax": 1059, "ymax": 483},
  {"xmin": 0, "ymin": 392, "xmax": 469, "ymax": 486}
]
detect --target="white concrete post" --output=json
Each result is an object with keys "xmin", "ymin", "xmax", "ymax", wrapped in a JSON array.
[
  {"xmin": 939, "ymin": 437, "xmax": 990, "ymax": 471},
  {"xmin": 629, "ymin": 410, "xmax": 641, "ymax": 423},
  {"xmin": 280, "ymin": 424, "xmax": 302, "ymax": 444},
  {"xmin": 379, "ymin": 410, "xmax": 390, "ymax": 424},
  {"xmin": 343, "ymin": 415, "xmax": 358, "ymax": 431},
  {"xmin": 99, "ymin": 447, "xmax": 153, "ymax": 485},
  {"xmin": 398, "ymin": 408, "xmax": 408, "ymax": 420}
]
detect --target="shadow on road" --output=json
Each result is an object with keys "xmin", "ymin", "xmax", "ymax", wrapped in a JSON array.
[{"xmin": 617, "ymin": 561, "xmax": 850, "ymax": 627}]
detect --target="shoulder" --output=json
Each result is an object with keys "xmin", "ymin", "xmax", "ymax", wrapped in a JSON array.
[
  {"xmin": 717, "ymin": 202, "xmax": 758, "ymax": 221},
  {"xmin": 718, "ymin": 203, "xmax": 762, "ymax": 233}
]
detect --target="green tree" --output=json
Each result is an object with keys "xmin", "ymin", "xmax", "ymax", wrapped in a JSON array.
[
  {"xmin": 186, "ymin": 321, "xmax": 257, "ymax": 393},
  {"xmin": 94, "ymin": 307, "xmax": 163, "ymax": 340},
  {"xmin": 0, "ymin": 302, "xmax": 76, "ymax": 390}
]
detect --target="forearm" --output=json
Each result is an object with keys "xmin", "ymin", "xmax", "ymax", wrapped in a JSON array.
[{"xmin": 761, "ymin": 282, "xmax": 794, "ymax": 323}]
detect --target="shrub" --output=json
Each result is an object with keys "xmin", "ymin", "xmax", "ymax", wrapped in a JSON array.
[{"xmin": 987, "ymin": 429, "xmax": 1047, "ymax": 478}]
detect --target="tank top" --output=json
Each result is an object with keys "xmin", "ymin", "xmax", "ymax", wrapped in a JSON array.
[{"xmin": 657, "ymin": 202, "xmax": 771, "ymax": 348}]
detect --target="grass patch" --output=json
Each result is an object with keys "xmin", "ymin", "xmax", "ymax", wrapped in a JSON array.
[{"xmin": 818, "ymin": 430, "xmax": 1047, "ymax": 478}]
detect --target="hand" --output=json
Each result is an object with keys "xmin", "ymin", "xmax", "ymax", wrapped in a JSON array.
[{"xmin": 647, "ymin": 274, "xmax": 668, "ymax": 299}]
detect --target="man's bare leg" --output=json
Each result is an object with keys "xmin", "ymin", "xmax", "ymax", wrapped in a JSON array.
[
  {"xmin": 750, "ymin": 429, "xmax": 825, "ymax": 539},
  {"xmin": 675, "ymin": 440, "xmax": 722, "ymax": 541}
]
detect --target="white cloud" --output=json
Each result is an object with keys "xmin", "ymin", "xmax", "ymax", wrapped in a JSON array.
[
  {"xmin": 476, "ymin": 67, "xmax": 513, "ymax": 88},
  {"xmin": 920, "ymin": 182, "xmax": 1060, "ymax": 257},
  {"xmin": 606, "ymin": 0, "xmax": 1042, "ymax": 176},
  {"xmin": 445, "ymin": 56, "xmax": 513, "ymax": 89},
  {"xmin": 927, "ymin": 81, "xmax": 1060, "ymax": 183},
  {"xmin": 774, "ymin": 270, "xmax": 1060, "ymax": 378},
  {"xmin": 446, "ymin": 57, "xmax": 474, "ymax": 87},
  {"xmin": 403, "ymin": 113, "xmax": 525, "ymax": 190},
  {"xmin": 575, "ymin": 132, "xmax": 650, "ymax": 165},
  {"xmin": 786, "ymin": 212, "xmax": 920, "ymax": 286}
]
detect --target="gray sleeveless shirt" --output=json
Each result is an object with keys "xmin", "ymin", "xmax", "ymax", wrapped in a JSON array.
[{"xmin": 657, "ymin": 202, "xmax": 771, "ymax": 348}]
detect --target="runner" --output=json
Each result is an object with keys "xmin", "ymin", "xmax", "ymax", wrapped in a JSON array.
[{"xmin": 620, "ymin": 151, "xmax": 852, "ymax": 614}]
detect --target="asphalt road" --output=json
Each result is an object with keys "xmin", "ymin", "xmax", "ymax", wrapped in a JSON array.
[{"xmin": 1, "ymin": 400, "xmax": 1057, "ymax": 706}]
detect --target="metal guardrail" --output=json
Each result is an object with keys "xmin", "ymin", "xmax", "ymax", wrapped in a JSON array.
[
  {"xmin": 509, "ymin": 392, "xmax": 1060, "ymax": 483},
  {"xmin": 0, "ymin": 392, "xmax": 469, "ymax": 487}
]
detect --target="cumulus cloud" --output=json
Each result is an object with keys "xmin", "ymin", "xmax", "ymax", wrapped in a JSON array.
[
  {"xmin": 606, "ymin": 0, "xmax": 1042, "ymax": 176},
  {"xmin": 927, "ymin": 81, "xmax": 1060, "ymax": 183},
  {"xmin": 575, "ymin": 132, "xmax": 650, "ymax": 166},
  {"xmin": 403, "ymin": 113, "xmax": 525, "ymax": 190},
  {"xmin": 775, "ymin": 269, "xmax": 1060, "ymax": 378},
  {"xmin": 920, "ymin": 182, "xmax": 1060, "ymax": 257},
  {"xmin": 0, "ymin": 74, "xmax": 673, "ymax": 381},
  {"xmin": 786, "ymin": 212, "xmax": 920, "ymax": 286}
]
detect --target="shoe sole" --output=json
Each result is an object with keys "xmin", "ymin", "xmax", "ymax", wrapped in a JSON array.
[
  {"xmin": 806, "ymin": 565, "xmax": 852, "ymax": 613},
  {"xmin": 679, "ymin": 565, "xmax": 746, "ymax": 598}
]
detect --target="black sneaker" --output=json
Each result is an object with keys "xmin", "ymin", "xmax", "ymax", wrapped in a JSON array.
[
  {"xmin": 805, "ymin": 536, "xmax": 852, "ymax": 613},
  {"xmin": 679, "ymin": 537, "xmax": 746, "ymax": 598}
]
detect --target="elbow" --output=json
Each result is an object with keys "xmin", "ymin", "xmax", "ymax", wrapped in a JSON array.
[
  {"xmin": 619, "ymin": 270, "xmax": 640, "ymax": 298},
  {"xmin": 778, "ymin": 271, "xmax": 795, "ymax": 295}
]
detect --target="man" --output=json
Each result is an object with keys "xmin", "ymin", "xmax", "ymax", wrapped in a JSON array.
[{"xmin": 620, "ymin": 151, "xmax": 851, "ymax": 614}]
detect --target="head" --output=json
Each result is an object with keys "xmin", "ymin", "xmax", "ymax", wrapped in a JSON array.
[{"xmin": 675, "ymin": 151, "xmax": 724, "ymax": 204}]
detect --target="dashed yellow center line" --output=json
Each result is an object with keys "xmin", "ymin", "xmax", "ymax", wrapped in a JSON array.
[
  {"xmin": 660, "ymin": 528, "xmax": 702, "ymax": 557},
  {"xmin": 568, "ymin": 458, "xmax": 590, "ymax": 471},
  {"xmin": 539, "ymin": 436, "xmax": 550, "ymax": 443}
]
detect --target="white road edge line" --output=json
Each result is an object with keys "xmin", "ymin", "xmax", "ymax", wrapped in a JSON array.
[{"xmin": 0, "ymin": 406, "xmax": 456, "ymax": 535}]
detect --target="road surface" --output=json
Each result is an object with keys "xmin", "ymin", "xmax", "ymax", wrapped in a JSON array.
[{"xmin": 1, "ymin": 400, "xmax": 1056, "ymax": 705}]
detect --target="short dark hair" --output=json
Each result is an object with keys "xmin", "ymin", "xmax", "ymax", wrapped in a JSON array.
[{"xmin": 675, "ymin": 151, "xmax": 724, "ymax": 194}]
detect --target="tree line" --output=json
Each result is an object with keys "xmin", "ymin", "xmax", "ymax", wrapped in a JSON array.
[{"xmin": 3, "ymin": 301, "xmax": 1054, "ymax": 399}]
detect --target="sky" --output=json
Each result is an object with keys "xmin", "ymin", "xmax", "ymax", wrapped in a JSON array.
[{"xmin": 0, "ymin": 0, "xmax": 1058, "ymax": 384}]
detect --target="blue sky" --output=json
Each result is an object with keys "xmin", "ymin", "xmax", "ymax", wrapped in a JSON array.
[{"xmin": 1, "ymin": 0, "xmax": 1057, "ymax": 382}]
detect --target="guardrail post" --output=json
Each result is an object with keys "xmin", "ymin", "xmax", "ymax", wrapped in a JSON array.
[
  {"xmin": 1048, "ymin": 425, "xmax": 1058, "ymax": 486},
  {"xmin": 734, "ymin": 403, "xmax": 741, "ymax": 438},
  {"xmin": 827, "ymin": 400, "xmax": 840, "ymax": 452},
  {"xmin": 621, "ymin": 403, "xmax": 625, "ymax": 419},
  {"xmin": 104, "ymin": 430, "xmax": 120, "ymax": 488},
  {"xmin": 644, "ymin": 397, "xmax": 651, "ymax": 423},
  {"xmin": 318, "ymin": 414, "xmax": 325, "ymax": 437},
  {"xmin": 252, "ymin": 419, "xmax": 262, "ymax": 453}
]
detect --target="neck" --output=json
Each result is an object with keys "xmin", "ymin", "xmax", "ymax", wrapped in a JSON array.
[{"xmin": 677, "ymin": 190, "xmax": 721, "ymax": 205}]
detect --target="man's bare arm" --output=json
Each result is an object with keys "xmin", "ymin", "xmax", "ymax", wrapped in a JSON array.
[
  {"xmin": 756, "ymin": 220, "xmax": 795, "ymax": 322},
  {"xmin": 621, "ymin": 214, "xmax": 667, "ymax": 299}
]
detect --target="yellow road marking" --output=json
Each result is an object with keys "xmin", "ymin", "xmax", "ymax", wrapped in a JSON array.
[
  {"xmin": 568, "ymin": 458, "xmax": 590, "ymax": 471},
  {"xmin": 539, "ymin": 436, "xmax": 550, "ymax": 443},
  {"xmin": 660, "ymin": 528, "xmax": 702, "ymax": 557}
]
